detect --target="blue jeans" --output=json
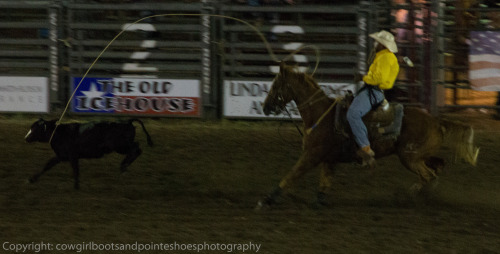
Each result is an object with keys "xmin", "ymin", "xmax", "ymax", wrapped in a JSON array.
[{"xmin": 347, "ymin": 87, "xmax": 385, "ymax": 148}]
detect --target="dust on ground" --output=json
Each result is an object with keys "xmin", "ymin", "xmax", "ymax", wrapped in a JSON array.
[{"xmin": 0, "ymin": 111, "xmax": 499, "ymax": 253}]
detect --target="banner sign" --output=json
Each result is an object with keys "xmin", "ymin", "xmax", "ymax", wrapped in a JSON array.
[
  {"xmin": 0, "ymin": 77, "xmax": 49, "ymax": 113},
  {"xmin": 469, "ymin": 31, "xmax": 500, "ymax": 91},
  {"xmin": 71, "ymin": 77, "xmax": 201, "ymax": 116},
  {"xmin": 223, "ymin": 80, "xmax": 355, "ymax": 119}
]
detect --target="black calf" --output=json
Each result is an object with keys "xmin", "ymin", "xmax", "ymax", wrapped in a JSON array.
[{"xmin": 25, "ymin": 118, "xmax": 153, "ymax": 189}]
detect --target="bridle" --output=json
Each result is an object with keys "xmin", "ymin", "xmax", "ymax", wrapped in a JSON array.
[
  {"xmin": 272, "ymin": 71, "xmax": 328, "ymax": 111},
  {"xmin": 270, "ymin": 70, "xmax": 345, "ymax": 136},
  {"xmin": 268, "ymin": 73, "xmax": 289, "ymax": 114}
]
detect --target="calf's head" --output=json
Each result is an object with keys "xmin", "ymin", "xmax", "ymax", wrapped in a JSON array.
[{"xmin": 25, "ymin": 119, "xmax": 50, "ymax": 143}]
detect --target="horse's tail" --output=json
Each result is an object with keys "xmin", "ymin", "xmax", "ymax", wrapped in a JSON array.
[
  {"xmin": 440, "ymin": 119, "xmax": 479, "ymax": 166},
  {"xmin": 129, "ymin": 119, "xmax": 154, "ymax": 147}
]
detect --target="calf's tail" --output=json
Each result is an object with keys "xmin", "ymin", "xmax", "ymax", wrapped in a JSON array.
[
  {"xmin": 440, "ymin": 119, "xmax": 479, "ymax": 166},
  {"xmin": 130, "ymin": 119, "xmax": 154, "ymax": 147}
]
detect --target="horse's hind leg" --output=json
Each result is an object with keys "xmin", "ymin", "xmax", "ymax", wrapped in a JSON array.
[
  {"xmin": 425, "ymin": 156, "xmax": 445, "ymax": 175},
  {"xmin": 119, "ymin": 142, "xmax": 142, "ymax": 172},
  {"xmin": 407, "ymin": 160, "xmax": 438, "ymax": 195}
]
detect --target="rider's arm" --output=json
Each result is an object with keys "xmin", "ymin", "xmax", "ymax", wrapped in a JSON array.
[{"xmin": 363, "ymin": 51, "xmax": 399, "ymax": 90}]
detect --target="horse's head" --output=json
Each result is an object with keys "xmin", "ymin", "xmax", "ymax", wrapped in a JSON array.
[
  {"xmin": 263, "ymin": 62, "xmax": 295, "ymax": 116},
  {"xmin": 25, "ymin": 118, "xmax": 50, "ymax": 143}
]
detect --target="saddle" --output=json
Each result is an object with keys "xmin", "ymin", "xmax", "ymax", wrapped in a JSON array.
[{"xmin": 335, "ymin": 93, "xmax": 404, "ymax": 156}]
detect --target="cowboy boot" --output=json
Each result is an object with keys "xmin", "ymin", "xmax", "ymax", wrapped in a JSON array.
[{"xmin": 357, "ymin": 145, "xmax": 376, "ymax": 168}]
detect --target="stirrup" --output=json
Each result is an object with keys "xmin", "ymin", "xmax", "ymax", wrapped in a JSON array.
[
  {"xmin": 360, "ymin": 156, "xmax": 376, "ymax": 168},
  {"xmin": 356, "ymin": 148, "xmax": 376, "ymax": 168}
]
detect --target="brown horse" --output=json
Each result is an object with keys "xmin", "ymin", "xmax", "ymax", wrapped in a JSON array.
[{"xmin": 256, "ymin": 62, "xmax": 479, "ymax": 209}]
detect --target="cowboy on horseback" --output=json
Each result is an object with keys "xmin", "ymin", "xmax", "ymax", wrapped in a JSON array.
[{"xmin": 347, "ymin": 30, "xmax": 400, "ymax": 167}]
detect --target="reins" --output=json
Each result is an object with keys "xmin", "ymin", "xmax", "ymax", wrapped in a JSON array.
[
  {"xmin": 283, "ymin": 107, "xmax": 304, "ymax": 137},
  {"xmin": 296, "ymin": 89, "xmax": 325, "ymax": 110},
  {"xmin": 277, "ymin": 71, "xmax": 340, "ymax": 136}
]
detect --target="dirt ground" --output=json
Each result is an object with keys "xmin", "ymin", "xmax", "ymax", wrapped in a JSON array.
[{"xmin": 0, "ymin": 110, "xmax": 499, "ymax": 254}]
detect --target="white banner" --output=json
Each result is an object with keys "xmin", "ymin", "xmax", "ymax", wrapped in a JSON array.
[
  {"xmin": 223, "ymin": 80, "xmax": 355, "ymax": 119},
  {"xmin": 0, "ymin": 77, "xmax": 49, "ymax": 113}
]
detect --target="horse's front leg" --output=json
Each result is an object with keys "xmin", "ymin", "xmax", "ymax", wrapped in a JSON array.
[
  {"xmin": 256, "ymin": 151, "xmax": 321, "ymax": 210},
  {"xmin": 29, "ymin": 157, "xmax": 61, "ymax": 184},
  {"xmin": 316, "ymin": 162, "xmax": 336, "ymax": 207}
]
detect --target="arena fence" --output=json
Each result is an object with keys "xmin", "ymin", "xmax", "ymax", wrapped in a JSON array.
[
  {"xmin": 0, "ymin": 1, "xmax": 60, "ymax": 112},
  {"xmin": 437, "ymin": 0, "xmax": 500, "ymax": 111},
  {"xmin": 2, "ymin": 0, "xmax": 493, "ymax": 118}
]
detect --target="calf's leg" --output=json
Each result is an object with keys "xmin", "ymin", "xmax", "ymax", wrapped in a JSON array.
[
  {"xmin": 70, "ymin": 159, "xmax": 80, "ymax": 190},
  {"xmin": 119, "ymin": 142, "xmax": 142, "ymax": 172},
  {"xmin": 30, "ymin": 157, "xmax": 61, "ymax": 183}
]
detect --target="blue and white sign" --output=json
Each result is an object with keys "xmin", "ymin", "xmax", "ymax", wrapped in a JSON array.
[{"xmin": 71, "ymin": 77, "xmax": 201, "ymax": 116}]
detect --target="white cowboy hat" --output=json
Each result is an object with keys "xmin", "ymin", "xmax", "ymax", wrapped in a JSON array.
[{"xmin": 369, "ymin": 30, "xmax": 398, "ymax": 53}]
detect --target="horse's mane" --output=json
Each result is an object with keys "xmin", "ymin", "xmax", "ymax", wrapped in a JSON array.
[{"xmin": 283, "ymin": 64, "xmax": 321, "ymax": 90}]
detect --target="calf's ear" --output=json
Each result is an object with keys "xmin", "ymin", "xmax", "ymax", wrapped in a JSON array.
[{"xmin": 36, "ymin": 118, "xmax": 46, "ymax": 127}]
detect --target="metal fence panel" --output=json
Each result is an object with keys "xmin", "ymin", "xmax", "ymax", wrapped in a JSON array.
[
  {"xmin": 0, "ymin": 1, "xmax": 54, "ymax": 76},
  {"xmin": 66, "ymin": 2, "xmax": 204, "ymax": 78},
  {"xmin": 220, "ymin": 3, "xmax": 361, "ymax": 82},
  {"xmin": 0, "ymin": 0, "xmax": 57, "ymax": 110}
]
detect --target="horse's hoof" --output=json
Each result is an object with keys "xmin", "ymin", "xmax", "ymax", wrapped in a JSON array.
[
  {"xmin": 254, "ymin": 200, "xmax": 269, "ymax": 211},
  {"xmin": 311, "ymin": 192, "xmax": 330, "ymax": 209},
  {"xmin": 120, "ymin": 166, "xmax": 128, "ymax": 173},
  {"xmin": 254, "ymin": 195, "xmax": 275, "ymax": 211},
  {"xmin": 361, "ymin": 157, "xmax": 376, "ymax": 169},
  {"xmin": 409, "ymin": 183, "xmax": 423, "ymax": 196},
  {"xmin": 311, "ymin": 199, "xmax": 330, "ymax": 210}
]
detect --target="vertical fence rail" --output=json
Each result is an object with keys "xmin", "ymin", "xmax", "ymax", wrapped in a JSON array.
[
  {"xmin": 357, "ymin": 2, "xmax": 369, "ymax": 92},
  {"xmin": 200, "ymin": 0, "xmax": 216, "ymax": 119},
  {"xmin": 49, "ymin": 0, "xmax": 61, "ymax": 105}
]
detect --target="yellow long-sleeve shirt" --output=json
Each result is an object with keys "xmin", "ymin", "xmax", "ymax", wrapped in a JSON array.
[{"xmin": 363, "ymin": 49, "xmax": 399, "ymax": 90}]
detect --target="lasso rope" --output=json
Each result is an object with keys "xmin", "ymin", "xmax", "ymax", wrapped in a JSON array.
[
  {"xmin": 305, "ymin": 97, "xmax": 340, "ymax": 135},
  {"xmin": 49, "ymin": 13, "xmax": 322, "ymax": 144}
]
